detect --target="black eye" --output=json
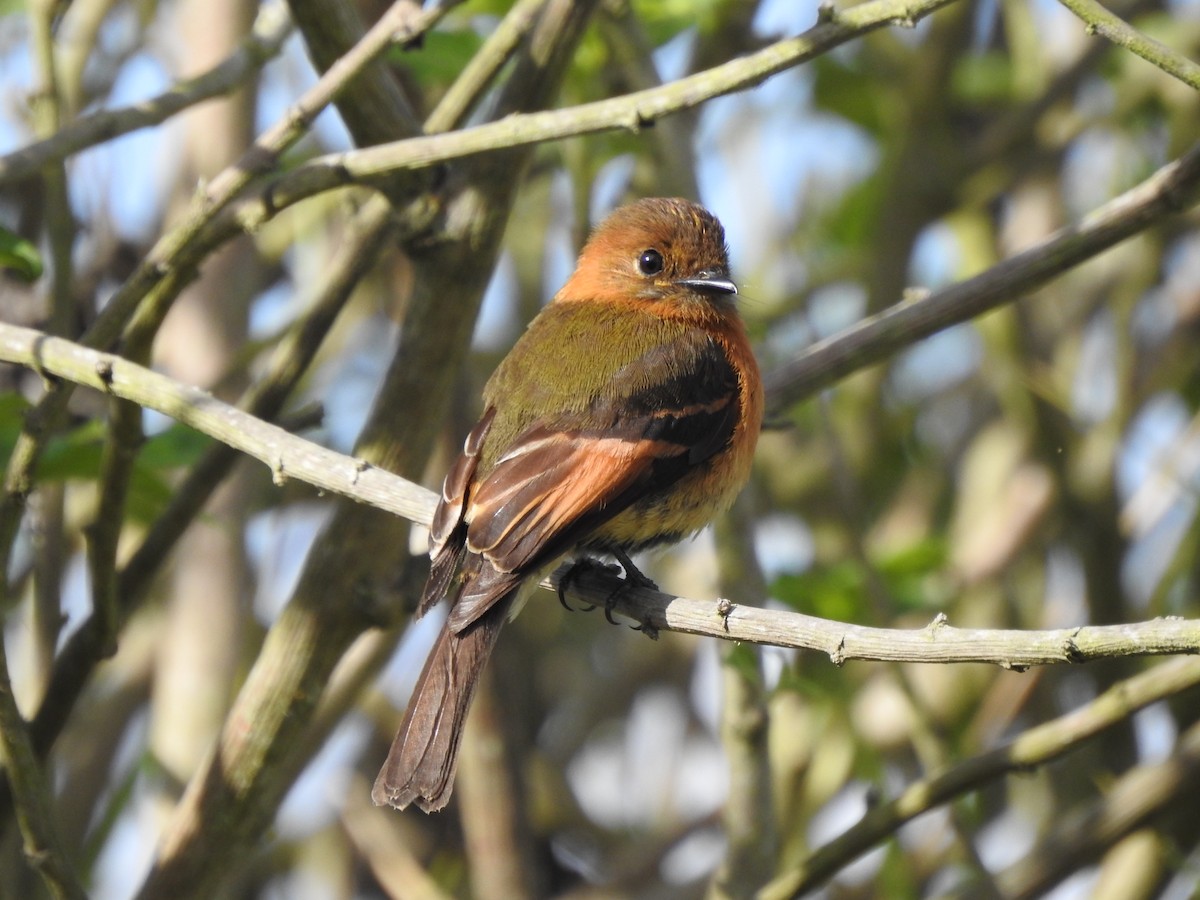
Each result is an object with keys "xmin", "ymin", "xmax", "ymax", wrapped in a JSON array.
[{"xmin": 637, "ymin": 249, "xmax": 664, "ymax": 276}]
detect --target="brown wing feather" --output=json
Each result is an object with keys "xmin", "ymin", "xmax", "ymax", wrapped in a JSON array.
[
  {"xmin": 444, "ymin": 432, "xmax": 681, "ymax": 632},
  {"xmin": 420, "ymin": 409, "xmax": 495, "ymax": 617}
]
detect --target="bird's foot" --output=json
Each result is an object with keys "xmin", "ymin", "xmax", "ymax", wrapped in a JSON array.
[
  {"xmin": 559, "ymin": 552, "xmax": 659, "ymax": 637},
  {"xmin": 557, "ymin": 557, "xmax": 617, "ymax": 612},
  {"xmin": 605, "ymin": 549, "xmax": 659, "ymax": 637}
]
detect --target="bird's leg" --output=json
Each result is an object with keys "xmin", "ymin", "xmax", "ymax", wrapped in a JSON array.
[
  {"xmin": 610, "ymin": 547, "xmax": 658, "ymax": 591},
  {"xmin": 603, "ymin": 548, "xmax": 659, "ymax": 628}
]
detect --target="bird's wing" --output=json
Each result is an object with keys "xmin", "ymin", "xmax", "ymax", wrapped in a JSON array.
[
  {"xmin": 418, "ymin": 408, "xmax": 495, "ymax": 617},
  {"xmin": 446, "ymin": 334, "xmax": 741, "ymax": 633}
]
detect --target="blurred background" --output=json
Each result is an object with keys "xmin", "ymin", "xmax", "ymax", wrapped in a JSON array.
[{"xmin": 2, "ymin": 0, "xmax": 1200, "ymax": 896}]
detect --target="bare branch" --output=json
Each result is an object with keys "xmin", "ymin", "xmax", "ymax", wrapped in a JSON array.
[
  {"xmin": 758, "ymin": 656, "xmax": 1200, "ymax": 898},
  {"xmin": 1056, "ymin": 0, "xmax": 1200, "ymax": 90},
  {"xmin": 260, "ymin": 0, "xmax": 962, "ymax": 204},
  {"xmin": 425, "ymin": 0, "xmax": 549, "ymax": 133},
  {"xmin": 0, "ymin": 322, "xmax": 437, "ymax": 527},
  {"xmin": 0, "ymin": 647, "xmax": 84, "ymax": 899},
  {"xmin": 554, "ymin": 566, "xmax": 1199, "ymax": 665},
  {"xmin": 0, "ymin": 1, "xmax": 293, "ymax": 186},
  {"xmin": 764, "ymin": 139, "xmax": 1200, "ymax": 411},
  {"xmin": 0, "ymin": 320, "xmax": 1196, "ymax": 668}
]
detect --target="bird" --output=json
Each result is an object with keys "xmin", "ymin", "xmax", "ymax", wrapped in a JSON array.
[{"xmin": 372, "ymin": 196, "xmax": 763, "ymax": 812}]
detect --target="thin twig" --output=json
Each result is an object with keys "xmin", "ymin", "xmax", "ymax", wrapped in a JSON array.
[
  {"xmin": 763, "ymin": 139, "xmax": 1200, "ymax": 412},
  {"xmin": 0, "ymin": 642, "xmax": 85, "ymax": 899},
  {"xmin": 425, "ymin": 0, "xmax": 550, "ymax": 133},
  {"xmin": 759, "ymin": 656, "xmax": 1200, "ymax": 899},
  {"xmin": 1056, "ymin": 0, "xmax": 1200, "ymax": 90},
  {"xmin": 286, "ymin": 0, "xmax": 425, "ymax": 148},
  {"xmin": 0, "ymin": 1, "xmax": 293, "ymax": 186},
  {"xmin": 256, "ymin": 0, "xmax": 962, "ymax": 206},
  {"xmin": 83, "ymin": 393, "xmax": 140, "ymax": 658}
]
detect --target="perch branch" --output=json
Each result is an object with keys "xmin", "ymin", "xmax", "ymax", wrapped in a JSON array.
[{"xmin": 0, "ymin": 321, "xmax": 1195, "ymax": 668}]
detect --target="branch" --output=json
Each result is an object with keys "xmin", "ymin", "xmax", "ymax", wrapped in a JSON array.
[
  {"xmin": 757, "ymin": 655, "xmax": 1200, "ymax": 898},
  {"xmin": 286, "ymin": 0, "xmax": 427, "ymax": 149},
  {"xmin": 1056, "ymin": 0, "xmax": 1200, "ymax": 90},
  {"xmin": 763, "ymin": 138, "xmax": 1200, "ymax": 411},
  {"xmin": 991, "ymin": 717, "xmax": 1200, "ymax": 897},
  {"xmin": 424, "ymin": 0, "xmax": 549, "ymax": 133},
  {"xmin": 0, "ymin": 1, "xmax": 293, "ymax": 186},
  {"xmin": 0, "ymin": 638, "xmax": 84, "ymax": 900},
  {"xmin": 0, "ymin": 323, "xmax": 437, "ymax": 528},
  {"xmin": 257, "ymin": 0, "xmax": 961, "ymax": 206},
  {"xmin": 0, "ymin": 320, "xmax": 1196, "ymax": 668},
  {"xmin": 554, "ymin": 567, "xmax": 1199, "ymax": 665}
]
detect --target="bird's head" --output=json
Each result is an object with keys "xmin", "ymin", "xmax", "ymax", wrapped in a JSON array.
[{"xmin": 558, "ymin": 197, "xmax": 738, "ymax": 314}]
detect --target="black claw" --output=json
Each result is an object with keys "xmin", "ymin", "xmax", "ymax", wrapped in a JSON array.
[
  {"xmin": 556, "ymin": 563, "xmax": 580, "ymax": 611},
  {"xmin": 557, "ymin": 568, "xmax": 584, "ymax": 611},
  {"xmin": 631, "ymin": 621, "xmax": 659, "ymax": 639},
  {"xmin": 558, "ymin": 558, "xmax": 615, "ymax": 612},
  {"xmin": 603, "ymin": 592, "xmax": 621, "ymax": 625}
]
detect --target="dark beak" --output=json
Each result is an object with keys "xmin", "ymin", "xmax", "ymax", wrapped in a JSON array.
[{"xmin": 676, "ymin": 269, "xmax": 738, "ymax": 296}]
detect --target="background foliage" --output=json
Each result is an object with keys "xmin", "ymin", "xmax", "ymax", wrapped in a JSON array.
[{"xmin": 1, "ymin": 0, "xmax": 1200, "ymax": 897}]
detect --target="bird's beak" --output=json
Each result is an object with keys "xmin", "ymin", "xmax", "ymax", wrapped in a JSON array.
[{"xmin": 676, "ymin": 270, "xmax": 738, "ymax": 296}]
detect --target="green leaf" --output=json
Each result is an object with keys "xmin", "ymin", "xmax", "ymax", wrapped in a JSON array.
[
  {"xmin": 876, "ymin": 537, "xmax": 949, "ymax": 611},
  {"xmin": 812, "ymin": 57, "xmax": 885, "ymax": 136},
  {"xmin": 34, "ymin": 420, "xmax": 212, "ymax": 522},
  {"xmin": 951, "ymin": 52, "xmax": 1014, "ymax": 106},
  {"xmin": 125, "ymin": 465, "xmax": 177, "ymax": 523},
  {"xmin": 0, "ymin": 392, "xmax": 31, "ymax": 467},
  {"xmin": 39, "ymin": 420, "xmax": 107, "ymax": 480},
  {"xmin": 395, "ymin": 28, "xmax": 485, "ymax": 90},
  {"xmin": 722, "ymin": 642, "xmax": 762, "ymax": 682},
  {"xmin": 876, "ymin": 537, "xmax": 947, "ymax": 578},
  {"xmin": 632, "ymin": 0, "xmax": 726, "ymax": 43},
  {"xmin": 819, "ymin": 172, "xmax": 882, "ymax": 253},
  {"xmin": 137, "ymin": 424, "xmax": 210, "ymax": 470},
  {"xmin": 0, "ymin": 225, "xmax": 43, "ymax": 282},
  {"xmin": 771, "ymin": 565, "xmax": 867, "ymax": 623}
]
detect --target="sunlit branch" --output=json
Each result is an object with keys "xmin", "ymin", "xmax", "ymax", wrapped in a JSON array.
[
  {"xmin": 0, "ymin": 2, "xmax": 293, "ymax": 187},
  {"xmin": 0, "ymin": 320, "xmax": 1196, "ymax": 667}
]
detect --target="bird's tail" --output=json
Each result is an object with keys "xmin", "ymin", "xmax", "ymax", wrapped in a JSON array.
[{"xmin": 371, "ymin": 609, "xmax": 506, "ymax": 812}]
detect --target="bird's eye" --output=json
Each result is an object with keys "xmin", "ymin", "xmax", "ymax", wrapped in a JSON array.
[{"xmin": 637, "ymin": 249, "xmax": 664, "ymax": 276}]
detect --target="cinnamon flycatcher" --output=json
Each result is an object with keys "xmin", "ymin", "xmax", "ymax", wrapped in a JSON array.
[{"xmin": 373, "ymin": 197, "xmax": 763, "ymax": 812}]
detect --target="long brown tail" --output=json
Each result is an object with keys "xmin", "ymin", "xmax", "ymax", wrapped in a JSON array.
[{"xmin": 371, "ymin": 607, "xmax": 506, "ymax": 812}]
